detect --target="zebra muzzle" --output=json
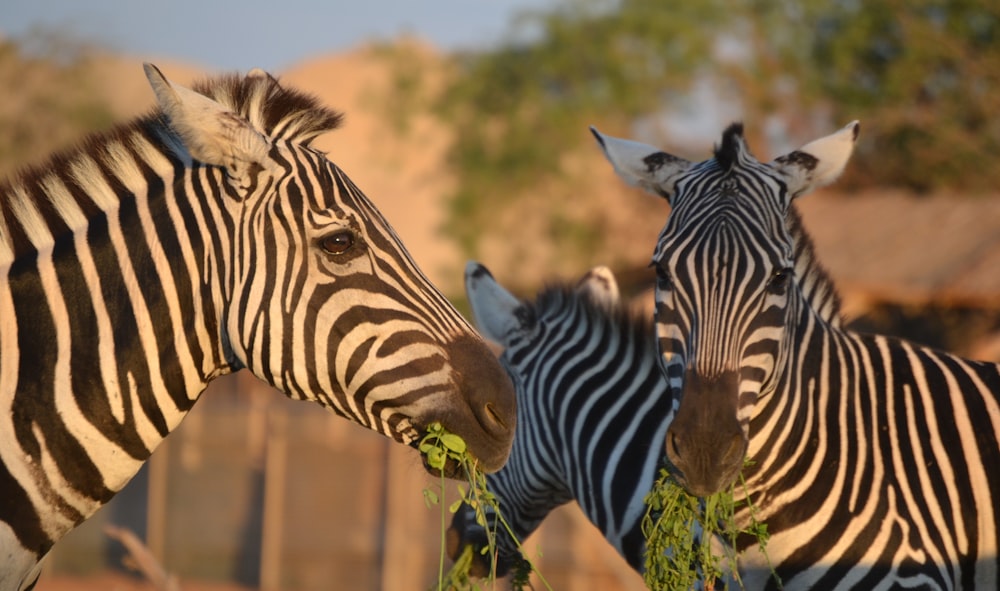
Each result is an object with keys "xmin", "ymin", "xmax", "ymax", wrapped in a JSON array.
[
  {"xmin": 665, "ymin": 368, "xmax": 748, "ymax": 497},
  {"xmin": 434, "ymin": 334, "xmax": 517, "ymax": 473}
]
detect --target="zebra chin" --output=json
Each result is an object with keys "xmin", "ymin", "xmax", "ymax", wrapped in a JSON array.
[
  {"xmin": 413, "ymin": 333, "xmax": 517, "ymax": 476},
  {"xmin": 665, "ymin": 368, "xmax": 749, "ymax": 498},
  {"xmin": 669, "ymin": 463, "xmax": 746, "ymax": 499}
]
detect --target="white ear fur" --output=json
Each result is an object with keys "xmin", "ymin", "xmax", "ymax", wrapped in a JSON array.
[
  {"xmin": 773, "ymin": 120, "xmax": 860, "ymax": 198},
  {"xmin": 144, "ymin": 63, "xmax": 272, "ymax": 174},
  {"xmin": 590, "ymin": 126, "xmax": 692, "ymax": 201},
  {"xmin": 575, "ymin": 266, "xmax": 620, "ymax": 308},
  {"xmin": 464, "ymin": 261, "xmax": 526, "ymax": 346}
]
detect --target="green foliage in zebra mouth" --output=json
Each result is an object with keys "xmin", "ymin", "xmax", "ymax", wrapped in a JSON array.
[
  {"xmin": 642, "ymin": 461, "xmax": 781, "ymax": 590},
  {"xmin": 419, "ymin": 422, "xmax": 546, "ymax": 591}
]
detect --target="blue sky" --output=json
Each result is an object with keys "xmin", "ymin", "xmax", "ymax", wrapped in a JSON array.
[{"xmin": 1, "ymin": 0, "xmax": 553, "ymax": 71}]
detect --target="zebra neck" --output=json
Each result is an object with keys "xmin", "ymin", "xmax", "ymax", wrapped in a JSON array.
[
  {"xmin": 0, "ymin": 128, "xmax": 239, "ymax": 557},
  {"xmin": 737, "ymin": 306, "xmax": 886, "ymax": 528},
  {"xmin": 737, "ymin": 308, "xmax": 835, "ymax": 519},
  {"xmin": 788, "ymin": 206, "xmax": 842, "ymax": 328}
]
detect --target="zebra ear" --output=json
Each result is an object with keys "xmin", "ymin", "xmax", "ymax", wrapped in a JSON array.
[
  {"xmin": 772, "ymin": 121, "xmax": 860, "ymax": 199},
  {"xmin": 575, "ymin": 266, "xmax": 620, "ymax": 309},
  {"xmin": 590, "ymin": 126, "xmax": 692, "ymax": 203},
  {"xmin": 464, "ymin": 261, "xmax": 529, "ymax": 346},
  {"xmin": 144, "ymin": 63, "xmax": 273, "ymax": 177}
]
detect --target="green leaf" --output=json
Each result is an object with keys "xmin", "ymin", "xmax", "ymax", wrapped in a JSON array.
[
  {"xmin": 439, "ymin": 433, "xmax": 467, "ymax": 454},
  {"xmin": 426, "ymin": 447, "xmax": 446, "ymax": 470},
  {"xmin": 420, "ymin": 422, "xmax": 552, "ymax": 591}
]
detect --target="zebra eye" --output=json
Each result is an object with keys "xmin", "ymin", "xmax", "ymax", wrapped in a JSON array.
[
  {"xmin": 653, "ymin": 264, "xmax": 673, "ymax": 291},
  {"xmin": 319, "ymin": 230, "xmax": 355, "ymax": 255},
  {"xmin": 767, "ymin": 267, "xmax": 792, "ymax": 294}
]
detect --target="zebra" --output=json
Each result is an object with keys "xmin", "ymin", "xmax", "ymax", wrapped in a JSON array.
[
  {"xmin": 448, "ymin": 261, "xmax": 668, "ymax": 578},
  {"xmin": 448, "ymin": 235, "xmax": 843, "ymax": 580},
  {"xmin": 0, "ymin": 64, "xmax": 515, "ymax": 591},
  {"xmin": 592, "ymin": 121, "xmax": 1000, "ymax": 589}
]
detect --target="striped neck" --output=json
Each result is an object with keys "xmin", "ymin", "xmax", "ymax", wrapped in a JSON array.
[{"xmin": 0, "ymin": 118, "xmax": 237, "ymax": 560}]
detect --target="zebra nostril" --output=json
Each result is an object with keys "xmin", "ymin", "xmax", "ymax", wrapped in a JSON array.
[
  {"xmin": 722, "ymin": 435, "xmax": 744, "ymax": 466},
  {"xmin": 484, "ymin": 402, "xmax": 508, "ymax": 431},
  {"xmin": 668, "ymin": 432, "xmax": 683, "ymax": 460}
]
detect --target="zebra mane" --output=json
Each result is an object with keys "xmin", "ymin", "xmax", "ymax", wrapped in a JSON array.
[
  {"xmin": 533, "ymin": 281, "xmax": 654, "ymax": 344},
  {"xmin": 190, "ymin": 71, "xmax": 344, "ymax": 145},
  {"xmin": 713, "ymin": 122, "xmax": 749, "ymax": 173},
  {"xmin": 0, "ymin": 70, "xmax": 345, "ymax": 266},
  {"xmin": 787, "ymin": 205, "xmax": 843, "ymax": 325}
]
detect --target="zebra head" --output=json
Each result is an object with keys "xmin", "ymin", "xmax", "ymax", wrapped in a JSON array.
[
  {"xmin": 451, "ymin": 261, "xmax": 625, "ymax": 577},
  {"xmin": 592, "ymin": 121, "xmax": 859, "ymax": 496},
  {"xmin": 144, "ymin": 66, "xmax": 515, "ymax": 472}
]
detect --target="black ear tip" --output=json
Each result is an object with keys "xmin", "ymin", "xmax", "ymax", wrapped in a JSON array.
[
  {"xmin": 851, "ymin": 121, "xmax": 861, "ymax": 141},
  {"xmin": 468, "ymin": 263, "xmax": 493, "ymax": 280},
  {"xmin": 589, "ymin": 126, "xmax": 605, "ymax": 147}
]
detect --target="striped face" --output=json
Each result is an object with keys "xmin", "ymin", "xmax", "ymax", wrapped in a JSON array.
[
  {"xmin": 593, "ymin": 122, "xmax": 859, "ymax": 496},
  {"xmin": 227, "ymin": 146, "xmax": 511, "ymax": 446},
  {"xmin": 145, "ymin": 66, "xmax": 517, "ymax": 471}
]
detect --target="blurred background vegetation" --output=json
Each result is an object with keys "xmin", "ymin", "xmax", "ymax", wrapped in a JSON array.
[
  {"xmin": 420, "ymin": 0, "xmax": 1000, "ymax": 279},
  {"xmin": 3, "ymin": 1, "xmax": 999, "ymax": 287},
  {"xmin": 0, "ymin": 31, "xmax": 114, "ymax": 180}
]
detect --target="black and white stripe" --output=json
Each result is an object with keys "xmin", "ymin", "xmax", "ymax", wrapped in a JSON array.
[
  {"xmin": 0, "ymin": 64, "xmax": 514, "ymax": 591},
  {"xmin": 595, "ymin": 122, "xmax": 1000, "ymax": 589},
  {"xmin": 449, "ymin": 242, "xmax": 842, "ymax": 578},
  {"xmin": 449, "ymin": 262, "xmax": 670, "ymax": 576}
]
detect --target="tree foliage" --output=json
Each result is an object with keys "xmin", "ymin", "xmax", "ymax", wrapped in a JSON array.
[
  {"xmin": 431, "ymin": 0, "xmax": 828, "ymax": 275},
  {"xmin": 0, "ymin": 31, "xmax": 115, "ymax": 182},
  {"xmin": 809, "ymin": 0, "xmax": 1000, "ymax": 192},
  {"xmin": 401, "ymin": 0, "xmax": 1000, "ymax": 280},
  {"xmin": 435, "ymin": 0, "xmax": 754, "ymax": 275}
]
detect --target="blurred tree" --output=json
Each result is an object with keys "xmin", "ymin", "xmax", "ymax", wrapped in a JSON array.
[
  {"xmin": 431, "ymin": 0, "xmax": 824, "ymax": 282},
  {"xmin": 0, "ymin": 31, "xmax": 115, "ymax": 181},
  {"xmin": 808, "ymin": 0, "xmax": 1000, "ymax": 192},
  {"xmin": 388, "ymin": 0, "xmax": 1000, "ymax": 284}
]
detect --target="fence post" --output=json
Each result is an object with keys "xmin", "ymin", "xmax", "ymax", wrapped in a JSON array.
[
  {"xmin": 146, "ymin": 442, "xmax": 169, "ymax": 564},
  {"xmin": 259, "ymin": 405, "xmax": 289, "ymax": 590},
  {"xmin": 380, "ymin": 444, "xmax": 438, "ymax": 588}
]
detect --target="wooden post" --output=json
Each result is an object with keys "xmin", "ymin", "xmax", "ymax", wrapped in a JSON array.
[
  {"xmin": 380, "ymin": 443, "xmax": 438, "ymax": 589},
  {"xmin": 259, "ymin": 405, "xmax": 288, "ymax": 590},
  {"xmin": 146, "ymin": 442, "xmax": 169, "ymax": 564}
]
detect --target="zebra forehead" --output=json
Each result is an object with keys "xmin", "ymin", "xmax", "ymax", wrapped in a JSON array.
[
  {"xmin": 191, "ymin": 72, "xmax": 344, "ymax": 145},
  {"xmin": 658, "ymin": 206, "xmax": 794, "ymax": 273}
]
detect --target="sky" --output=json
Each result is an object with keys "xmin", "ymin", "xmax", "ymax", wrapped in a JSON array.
[{"xmin": 1, "ymin": 0, "xmax": 554, "ymax": 72}]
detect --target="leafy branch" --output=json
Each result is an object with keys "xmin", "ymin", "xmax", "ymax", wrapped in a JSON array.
[
  {"xmin": 642, "ymin": 461, "xmax": 780, "ymax": 590},
  {"xmin": 419, "ymin": 423, "xmax": 548, "ymax": 591}
]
